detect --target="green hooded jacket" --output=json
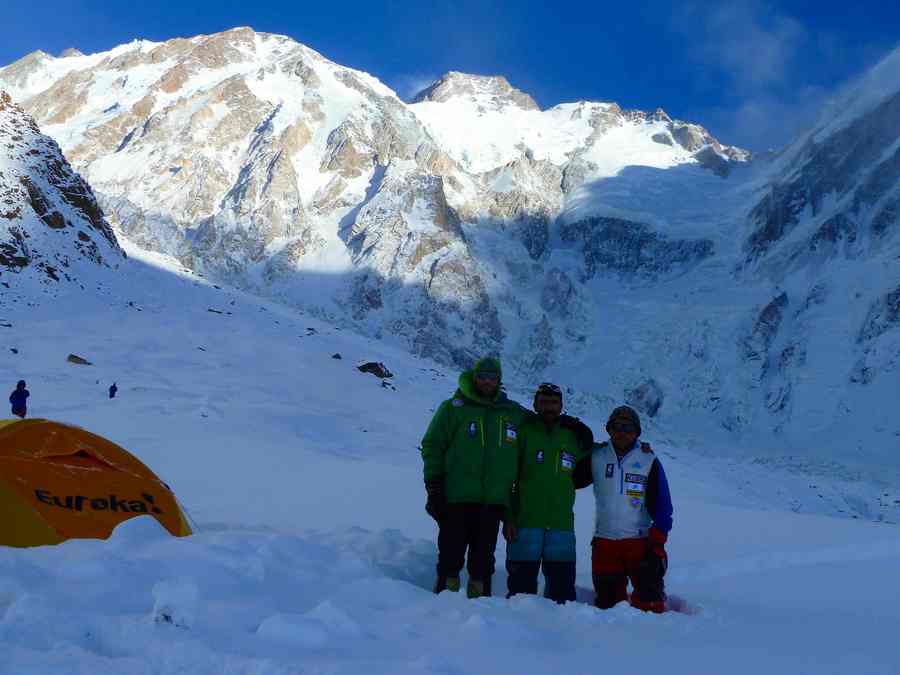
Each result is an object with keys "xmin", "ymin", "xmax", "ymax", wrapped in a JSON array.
[
  {"xmin": 512, "ymin": 416, "xmax": 588, "ymax": 532},
  {"xmin": 420, "ymin": 360, "xmax": 529, "ymax": 510}
]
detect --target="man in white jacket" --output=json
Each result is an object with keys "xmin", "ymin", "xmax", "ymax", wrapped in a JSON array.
[{"xmin": 573, "ymin": 406, "xmax": 673, "ymax": 612}]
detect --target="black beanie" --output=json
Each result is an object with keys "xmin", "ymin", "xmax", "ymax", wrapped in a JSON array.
[{"xmin": 606, "ymin": 405, "xmax": 641, "ymax": 436}]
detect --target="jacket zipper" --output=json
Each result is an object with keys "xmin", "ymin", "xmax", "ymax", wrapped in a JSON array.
[{"xmin": 481, "ymin": 414, "xmax": 487, "ymax": 500}]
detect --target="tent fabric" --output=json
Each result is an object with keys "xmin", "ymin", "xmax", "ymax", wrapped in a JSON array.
[{"xmin": 0, "ymin": 419, "xmax": 192, "ymax": 547}]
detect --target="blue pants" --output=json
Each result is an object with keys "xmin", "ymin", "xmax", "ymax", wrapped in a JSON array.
[{"xmin": 506, "ymin": 528, "xmax": 576, "ymax": 603}]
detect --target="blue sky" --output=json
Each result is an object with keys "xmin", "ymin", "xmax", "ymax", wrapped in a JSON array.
[{"xmin": 2, "ymin": 0, "xmax": 898, "ymax": 151}]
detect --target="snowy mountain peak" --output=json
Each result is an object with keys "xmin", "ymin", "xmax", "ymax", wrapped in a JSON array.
[
  {"xmin": 0, "ymin": 89, "xmax": 122, "ymax": 288},
  {"xmin": 59, "ymin": 48, "xmax": 85, "ymax": 58},
  {"xmin": 411, "ymin": 71, "xmax": 540, "ymax": 111}
]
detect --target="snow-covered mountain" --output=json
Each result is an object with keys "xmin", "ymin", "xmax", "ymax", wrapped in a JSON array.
[
  {"xmin": 1, "ymin": 240, "xmax": 898, "ymax": 674},
  {"xmin": 0, "ymin": 28, "xmax": 898, "ymax": 479},
  {"xmin": 0, "ymin": 90, "xmax": 122, "ymax": 293},
  {"xmin": 0, "ymin": 37, "xmax": 898, "ymax": 670},
  {"xmin": 0, "ymin": 28, "xmax": 747, "ymax": 363}
]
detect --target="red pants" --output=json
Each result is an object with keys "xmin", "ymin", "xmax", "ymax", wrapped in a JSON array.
[{"xmin": 591, "ymin": 537, "xmax": 666, "ymax": 613}]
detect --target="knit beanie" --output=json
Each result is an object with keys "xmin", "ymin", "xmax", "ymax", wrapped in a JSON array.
[{"xmin": 606, "ymin": 405, "xmax": 642, "ymax": 436}]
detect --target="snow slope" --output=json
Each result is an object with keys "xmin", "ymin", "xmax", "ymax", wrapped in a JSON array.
[{"xmin": 1, "ymin": 245, "xmax": 898, "ymax": 674}]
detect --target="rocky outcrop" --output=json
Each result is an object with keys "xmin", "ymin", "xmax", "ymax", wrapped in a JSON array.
[
  {"xmin": 560, "ymin": 216, "xmax": 714, "ymax": 281},
  {"xmin": 625, "ymin": 379, "xmax": 663, "ymax": 418},
  {"xmin": 0, "ymin": 29, "xmax": 747, "ymax": 369},
  {"xmin": 0, "ymin": 90, "xmax": 122, "ymax": 283},
  {"xmin": 858, "ymin": 286, "xmax": 900, "ymax": 345},
  {"xmin": 412, "ymin": 72, "xmax": 540, "ymax": 111},
  {"xmin": 742, "ymin": 292, "xmax": 789, "ymax": 365},
  {"xmin": 745, "ymin": 90, "xmax": 900, "ymax": 265}
]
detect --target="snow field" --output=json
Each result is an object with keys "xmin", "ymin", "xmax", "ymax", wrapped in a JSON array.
[{"xmin": 0, "ymin": 245, "xmax": 899, "ymax": 673}]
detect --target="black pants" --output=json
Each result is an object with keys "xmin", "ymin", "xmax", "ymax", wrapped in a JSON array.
[
  {"xmin": 437, "ymin": 503, "xmax": 504, "ymax": 589},
  {"xmin": 507, "ymin": 560, "xmax": 576, "ymax": 603}
]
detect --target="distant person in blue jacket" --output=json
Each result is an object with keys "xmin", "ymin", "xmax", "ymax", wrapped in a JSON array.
[
  {"xmin": 9, "ymin": 380, "xmax": 29, "ymax": 418},
  {"xmin": 573, "ymin": 405, "xmax": 673, "ymax": 613}
]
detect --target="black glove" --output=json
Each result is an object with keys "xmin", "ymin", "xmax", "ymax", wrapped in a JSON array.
[
  {"xmin": 425, "ymin": 478, "xmax": 446, "ymax": 522},
  {"xmin": 640, "ymin": 527, "xmax": 668, "ymax": 580},
  {"xmin": 559, "ymin": 414, "xmax": 594, "ymax": 452}
]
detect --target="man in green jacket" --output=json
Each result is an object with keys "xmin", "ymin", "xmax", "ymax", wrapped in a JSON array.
[
  {"xmin": 504, "ymin": 383, "xmax": 592, "ymax": 603},
  {"xmin": 420, "ymin": 357, "xmax": 529, "ymax": 598}
]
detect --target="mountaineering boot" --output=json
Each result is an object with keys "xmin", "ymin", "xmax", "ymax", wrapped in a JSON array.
[
  {"xmin": 466, "ymin": 579, "xmax": 485, "ymax": 599},
  {"xmin": 434, "ymin": 576, "xmax": 461, "ymax": 593}
]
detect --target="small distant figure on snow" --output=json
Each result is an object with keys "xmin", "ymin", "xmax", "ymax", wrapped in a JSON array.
[
  {"xmin": 9, "ymin": 380, "xmax": 29, "ymax": 418},
  {"xmin": 109, "ymin": 382, "xmax": 118, "ymax": 399}
]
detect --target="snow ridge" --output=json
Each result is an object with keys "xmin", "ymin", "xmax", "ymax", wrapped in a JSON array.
[{"xmin": 0, "ymin": 90, "xmax": 122, "ymax": 291}]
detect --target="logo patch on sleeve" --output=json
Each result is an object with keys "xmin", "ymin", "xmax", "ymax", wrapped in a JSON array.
[
  {"xmin": 605, "ymin": 463, "xmax": 615, "ymax": 478},
  {"xmin": 452, "ymin": 398, "xmax": 464, "ymax": 407},
  {"xmin": 536, "ymin": 450, "xmax": 545, "ymax": 464},
  {"xmin": 560, "ymin": 451, "xmax": 575, "ymax": 471}
]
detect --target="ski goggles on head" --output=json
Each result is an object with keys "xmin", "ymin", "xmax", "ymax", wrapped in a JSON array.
[{"xmin": 535, "ymin": 382, "xmax": 562, "ymax": 397}]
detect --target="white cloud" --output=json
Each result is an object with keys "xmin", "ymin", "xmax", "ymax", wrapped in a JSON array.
[
  {"xmin": 690, "ymin": 85, "xmax": 830, "ymax": 151},
  {"xmin": 390, "ymin": 73, "xmax": 441, "ymax": 102},
  {"xmin": 671, "ymin": 1, "xmax": 895, "ymax": 152},
  {"xmin": 676, "ymin": 1, "xmax": 808, "ymax": 93}
]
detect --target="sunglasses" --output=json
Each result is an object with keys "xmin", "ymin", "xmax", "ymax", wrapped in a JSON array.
[
  {"xmin": 475, "ymin": 372, "xmax": 500, "ymax": 381},
  {"xmin": 608, "ymin": 421, "xmax": 638, "ymax": 433},
  {"xmin": 536, "ymin": 382, "xmax": 562, "ymax": 396}
]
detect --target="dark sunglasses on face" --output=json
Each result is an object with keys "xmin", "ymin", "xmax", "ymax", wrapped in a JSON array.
[
  {"xmin": 608, "ymin": 421, "xmax": 637, "ymax": 433},
  {"xmin": 475, "ymin": 372, "xmax": 500, "ymax": 381}
]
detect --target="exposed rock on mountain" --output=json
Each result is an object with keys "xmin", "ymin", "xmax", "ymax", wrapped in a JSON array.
[
  {"xmin": 0, "ymin": 90, "xmax": 122, "ymax": 285},
  {"xmin": 0, "ymin": 27, "xmax": 747, "ymax": 365},
  {"xmin": 412, "ymin": 72, "xmax": 540, "ymax": 111},
  {"xmin": 2, "ymin": 29, "xmax": 898, "ymax": 459},
  {"xmin": 560, "ymin": 216, "xmax": 714, "ymax": 281}
]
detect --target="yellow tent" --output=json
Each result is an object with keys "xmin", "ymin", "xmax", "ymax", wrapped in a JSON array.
[{"xmin": 0, "ymin": 418, "xmax": 192, "ymax": 547}]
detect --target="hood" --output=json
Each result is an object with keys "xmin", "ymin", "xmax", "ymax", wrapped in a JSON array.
[{"xmin": 457, "ymin": 369, "xmax": 509, "ymax": 407}]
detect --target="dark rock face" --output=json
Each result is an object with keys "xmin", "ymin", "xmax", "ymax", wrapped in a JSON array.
[
  {"xmin": 358, "ymin": 361, "xmax": 393, "ymax": 378},
  {"xmin": 743, "ymin": 292, "xmax": 789, "ymax": 364},
  {"xmin": 560, "ymin": 216, "xmax": 714, "ymax": 280},
  {"xmin": 540, "ymin": 268, "xmax": 575, "ymax": 315},
  {"xmin": 810, "ymin": 214, "xmax": 857, "ymax": 251},
  {"xmin": 411, "ymin": 72, "xmax": 540, "ymax": 111},
  {"xmin": 745, "ymin": 90, "xmax": 900, "ymax": 264},
  {"xmin": 693, "ymin": 146, "xmax": 731, "ymax": 178},
  {"xmin": 0, "ymin": 90, "xmax": 122, "ymax": 281},
  {"xmin": 0, "ymin": 227, "xmax": 30, "ymax": 269},
  {"xmin": 625, "ymin": 379, "xmax": 663, "ymax": 417},
  {"xmin": 525, "ymin": 315, "xmax": 555, "ymax": 373},
  {"xmin": 858, "ymin": 286, "xmax": 900, "ymax": 344}
]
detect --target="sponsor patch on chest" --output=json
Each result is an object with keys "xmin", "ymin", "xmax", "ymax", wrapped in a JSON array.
[
  {"xmin": 624, "ymin": 472, "xmax": 647, "ymax": 497},
  {"xmin": 560, "ymin": 451, "xmax": 576, "ymax": 470},
  {"xmin": 605, "ymin": 463, "xmax": 615, "ymax": 478},
  {"xmin": 504, "ymin": 422, "xmax": 517, "ymax": 442},
  {"xmin": 468, "ymin": 421, "xmax": 478, "ymax": 438},
  {"xmin": 536, "ymin": 449, "xmax": 544, "ymax": 464}
]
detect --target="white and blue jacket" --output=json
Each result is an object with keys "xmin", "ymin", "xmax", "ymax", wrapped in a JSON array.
[{"xmin": 574, "ymin": 440, "xmax": 673, "ymax": 540}]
